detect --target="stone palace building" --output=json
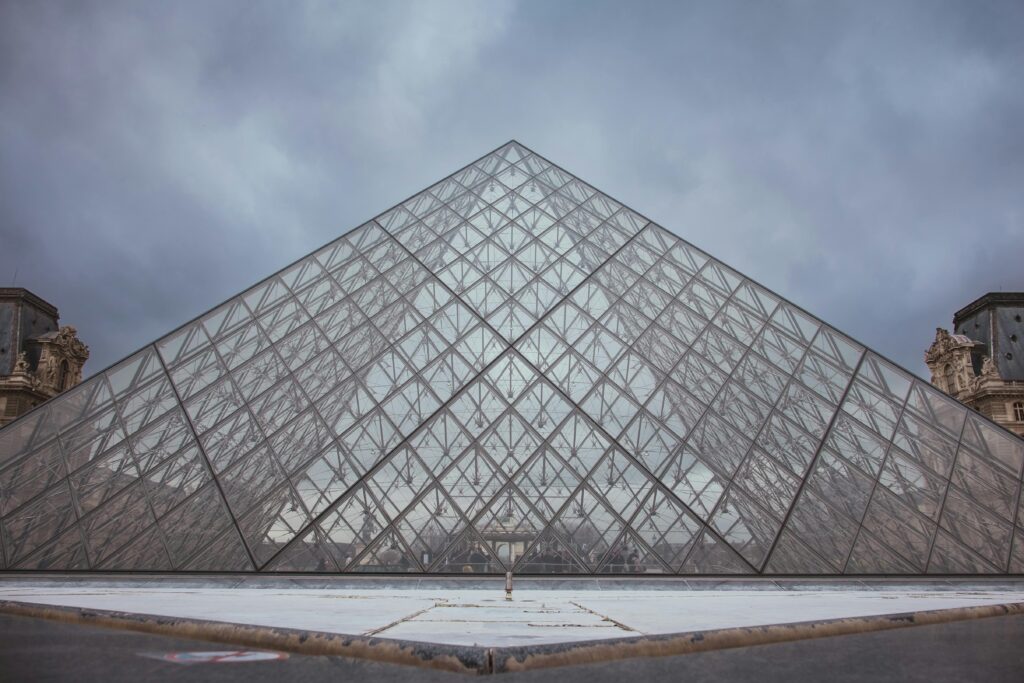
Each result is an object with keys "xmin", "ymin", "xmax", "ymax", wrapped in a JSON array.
[
  {"xmin": 926, "ymin": 292, "xmax": 1024, "ymax": 437},
  {"xmin": 0, "ymin": 288, "xmax": 89, "ymax": 427}
]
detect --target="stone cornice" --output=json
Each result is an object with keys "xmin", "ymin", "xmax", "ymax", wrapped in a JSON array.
[
  {"xmin": 0, "ymin": 287, "xmax": 59, "ymax": 319},
  {"xmin": 954, "ymin": 291, "xmax": 1024, "ymax": 324}
]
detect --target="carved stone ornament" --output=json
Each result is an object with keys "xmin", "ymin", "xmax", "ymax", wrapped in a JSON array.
[
  {"xmin": 924, "ymin": 327, "xmax": 975, "ymax": 364},
  {"xmin": 30, "ymin": 325, "xmax": 90, "ymax": 394},
  {"xmin": 12, "ymin": 352, "xmax": 30, "ymax": 375},
  {"xmin": 53, "ymin": 325, "xmax": 90, "ymax": 363}
]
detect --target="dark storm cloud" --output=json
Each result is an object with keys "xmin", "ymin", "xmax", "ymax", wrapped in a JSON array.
[{"xmin": 1, "ymin": 0, "xmax": 1022, "ymax": 378}]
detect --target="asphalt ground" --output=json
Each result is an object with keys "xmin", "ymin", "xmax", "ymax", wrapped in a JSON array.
[{"xmin": 1, "ymin": 612, "xmax": 1023, "ymax": 682}]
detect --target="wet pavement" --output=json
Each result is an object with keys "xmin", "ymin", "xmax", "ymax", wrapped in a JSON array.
[{"xmin": 3, "ymin": 611, "xmax": 1024, "ymax": 682}]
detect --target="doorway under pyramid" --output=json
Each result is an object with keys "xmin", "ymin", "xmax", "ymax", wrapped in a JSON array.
[{"xmin": 2, "ymin": 141, "xmax": 1023, "ymax": 575}]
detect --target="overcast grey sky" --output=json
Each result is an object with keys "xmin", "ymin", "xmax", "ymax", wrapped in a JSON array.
[{"xmin": 1, "ymin": 0, "xmax": 1022, "ymax": 379}]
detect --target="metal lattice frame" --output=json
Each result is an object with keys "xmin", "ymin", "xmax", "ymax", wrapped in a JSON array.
[{"xmin": 1, "ymin": 141, "xmax": 1023, "ymax": 575}]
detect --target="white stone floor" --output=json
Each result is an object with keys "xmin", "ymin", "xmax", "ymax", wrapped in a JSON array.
[{"xmin": 2, "ymin": 583, "xmax": 1024, "ymax": 646}]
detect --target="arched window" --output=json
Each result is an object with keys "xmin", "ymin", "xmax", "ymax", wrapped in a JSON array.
[
  {"xmin": 943, "ymin": 364, "xmax": 956, "ymax": 393},
  {"xmin": 58, "ymin": 360, "xmax": 70, "ymax": 390},
  {"xmin": 1014, "ymin": 402, "xmax": 1024, "ymax": 422}
]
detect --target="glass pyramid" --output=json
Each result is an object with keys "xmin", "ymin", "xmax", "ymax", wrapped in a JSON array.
[{"xmin": 2, "ymin": 141, "xmax": 1023, "ymax": 575}]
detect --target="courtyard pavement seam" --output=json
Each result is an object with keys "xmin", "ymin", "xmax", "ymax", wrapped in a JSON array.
[
  {"xmin": 364, "ymin": 603, "xmax": 441, "ymax": 637},
  {"xmin": 567, "ymin": 600, "xmax": 636, "ymax": 634}
]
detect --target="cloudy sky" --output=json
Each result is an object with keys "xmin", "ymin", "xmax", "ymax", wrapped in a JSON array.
[{"xmin": 1, "ymin": 0, "xmax": 1022, "ymax": 379}]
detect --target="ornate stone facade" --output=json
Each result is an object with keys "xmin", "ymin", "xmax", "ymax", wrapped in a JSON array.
[
  {"xmin": 926, "ymin": 293, "xmax": 1024, "ymax": 437},
  {"xmin": 0, "ymin": 289, "xmax": 89, "ymax": 426}
]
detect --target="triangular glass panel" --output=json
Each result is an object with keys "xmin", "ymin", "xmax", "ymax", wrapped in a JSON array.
[
  {"xmin": 511, "ymin": 448, "xmax": 581, "ymax": 518},
  {"xmin": 709, "ymin": 487, "xmax": 784, "ymax": 569},
  {"xmin": 597, "ymin": 527, "xmax": 671, "ymax": 574},
  {"xmin": 315, "ymin": 484, "xmax": 388, "ymax": 568},
  {"xmin": 95, "ymin": 525, "xmax": 174, "ymax": 571},
  {"xmin": 393, "ymin": 486, "xmax": 468, "ymax": 567},
  {"xmin": 847, "ymin": 530, "xmax": 919, "ymax": 574},
  {"xmin": 431, "ymin": 529, "xmax": 504, "ymax": 574},
  {"xmin": 549, "ymin": 485, "xmax": 626, "ymax": 571},
  {"xmin": 929, "ymin": 529, "xmax": 1002, "ymax": 574},
  {"xmin": 626, "ymin": 488, "xmax": 704, "ymax": 572},
  {"xmin": 12, "ymin": 527, "xmax": 90, "ymax": 571},
  {"xmin": 679, "ymin": 530, "xmax": 755, "ymax": 574},
  {"xmin": 0, "ymin": 441, "xmax": 66, "ymax": 517},
  {"xmin": 764, "ymin": 530, "xmax": 837, "ymax": 575},
  {"xmin": 183, "ymin": 527, "xmax": 254, "ymax": 572},
  {"xmin": 782, "ymin": 489, "xmax": 860, "ymax": 571},
  {"xmin": 472, "ymin": 485, "xmax": 547, "ymax": 567},
  {"xmin": 236, "ymin": 483, "xmax": 311, "ymax": 567},
  {"xmin": 349, "ymin": 530, "xmax": 422, "ymax": 573},
  {"xmin": 515, "ymin": 529, "xmax": 590, "ymax": 574},
  {"xmin": 157, "ymin": 484, "xmax": 236, "ymax": 567},
  {"xmin": 265, "ymin": 528, "xmax": 339, "ymax": 573},
  {"xmin": 586, "ymin": 449, "xmax": 655, "ymax": 523}
]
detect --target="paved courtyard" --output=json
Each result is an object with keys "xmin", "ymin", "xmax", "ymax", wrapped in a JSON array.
[{"xmin": 2, "ymin": 578, "xmax": 1023, "ymax": 646}]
